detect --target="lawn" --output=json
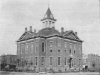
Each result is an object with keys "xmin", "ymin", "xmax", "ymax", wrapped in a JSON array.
[{"xmin": 0, "ymin": 71, "xmax": 100, "ymax": 75}]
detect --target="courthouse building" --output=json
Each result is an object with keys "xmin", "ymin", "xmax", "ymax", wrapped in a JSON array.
[{"xmin": 17, "ymin": 7, "xmax": 83, "ymax": 72}]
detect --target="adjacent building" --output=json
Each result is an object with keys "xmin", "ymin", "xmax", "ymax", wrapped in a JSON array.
[
  {"xmin": 17, "ymin": 7, "xmax": 83, "ymax": 72},
  {"xmin": 82, "ymin": 54, "xmax": 100, "ymax": 71},
  {"xmin": 0, "ymin": 54, "xmax": 17, "ymax": 70}
]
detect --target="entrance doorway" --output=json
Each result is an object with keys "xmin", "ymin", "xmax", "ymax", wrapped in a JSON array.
[{"xmin": 69, "ymin": 58, "xmax": 72, "ymax": 68}]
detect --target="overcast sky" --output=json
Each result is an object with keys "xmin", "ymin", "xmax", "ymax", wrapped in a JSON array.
[{"xmin": 0, "ymin": 0, "xmax": 100, "ymax": 55}]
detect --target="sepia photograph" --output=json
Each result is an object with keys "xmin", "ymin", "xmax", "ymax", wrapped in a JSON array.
[{"xmin": 0, "ymin": 0, "xmax": 100, "ymax": 75}]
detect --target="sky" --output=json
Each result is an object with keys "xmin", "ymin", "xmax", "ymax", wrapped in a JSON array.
[{"xmin": 0, "ymin": 0, "xmax": 100, "ymax": 55}]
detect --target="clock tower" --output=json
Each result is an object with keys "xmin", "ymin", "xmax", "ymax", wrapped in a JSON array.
[{"xmin": 41, "ymin": 7, "xmax": 57, "ymax": 28}]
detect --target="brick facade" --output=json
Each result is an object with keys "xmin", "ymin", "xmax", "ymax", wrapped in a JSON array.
[{"xmin": 17, "ymin": 7, "xmax": 83, "ymax": 72}]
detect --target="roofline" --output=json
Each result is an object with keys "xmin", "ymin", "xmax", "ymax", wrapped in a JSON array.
[
  {"xmin": 41, "ymin": 18, "xmax": 57, "ymax": 21},
  {"xmin": 16, "ymin": 35, "xmax": 83, "ymax": 43}
]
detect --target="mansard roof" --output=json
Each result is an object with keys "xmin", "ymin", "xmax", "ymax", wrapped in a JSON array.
[{"xmin": 41, "ymin": 8, "xmax": 56, "ymax": 21}]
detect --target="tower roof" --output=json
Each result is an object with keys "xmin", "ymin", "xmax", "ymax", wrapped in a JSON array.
[{"xmin": 41, "ymin": 7, "xmax": 56, "ymax": 21}]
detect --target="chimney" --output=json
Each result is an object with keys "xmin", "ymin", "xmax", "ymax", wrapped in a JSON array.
[
  {"xmin": 34, "ymin": 29, "xmax": 36, "ymax": 33},
  {"xmin": 30, "ymin": 26, "xmax": 32, "ymax": 32},
  {"xmin": 61, "ymin": 27, "xmax": 64, "ymax": 33},
  {"xmin": 25, "ymin": 27, "xmax": 27, "ymax": 32},
  {"xmin": 75, "ymin": 32, "xmax": 77, "ymax": 35}
]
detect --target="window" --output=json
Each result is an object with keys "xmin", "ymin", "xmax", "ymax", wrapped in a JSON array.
[
  {"xmin": 65, "ymin": 57, "xmax": 67, "ymax": 65},
  {"xmin": 17, "ymin": 45, "xmax": 20, "ymax": 55},
  {"xmin": 31, "ymin": 42, "xmax": 34, "ymax": 53},
  {"xmin": 74, "ymin": 58, "xmax": 76, "ymax": 66},
  {"xmin": 74, "ymin": 44, "xmax": 76, "ymax": 54},
  {"xmin": 79, "ymin": 45, "xmax": 81, "ymax": 54},
  {"xmin": 42, "ymin": 57, "xmax": 44, "ymax": 65},
  {"xmin": 65, "ymin": 42, "xmax": 67, "ymax": 47},
  {"xmin": 35, "ymin": 47, "xmax": 38, "ymax": 52},
  {"xmin": 25, "ymin": 57, "xmax": 28, "ymax": 65},
  {"xmin": 58, "ymin": 57, "xmax": 60, "ymax": 65},
  {"xmin": 74, "ymin": 50, "xmax": 75, "ymax": 54},
  {"xmin": 17, "ymin": 45, "xmax": 20, "ymax": 51},
  {"xmin": 50, "ymin": 57, "xmax": 52, "ymax": 65},
  {"xmin": 69, "ymin": 50, "xmax": 71, "ymax": 54},
  {"xmin": 65, "ymin": 50, "xmax": 66, "ymax": 52},
  {"xmin": 30, "ymin": 58, "xmax": 33, "ymax": 65},
  {"xmin": 35, "ymin": 57, "xmax": 37, "ymax": 65},
  {"xmin": 26, "ymin": 44, "xmax": 28, "ymax": 49},
  {"xmin": 25, "ymin": 43, "xmax": 28, "ymax": 54},
  {"xmin": 79, "ymin": 59, "xmax": 81, "ymax": 66},
  {"xmin": 58, "ymin": 41, "xmax": 61, "ymax": 46},
  {"xmin": 58, "ymin": 50, "xmax": 60, "ymax": 52},
  {"xmin": 74, "ymin": 44, "xmax": 76, "ymax": 50},
  {"xmin": 50, "ymin": 50, "xmax": 52, "ymax": 52},
  {"xmin": 42, "ymin": 42, "xmax": 45, "ymax": 52},
  {"xmin": 69, "ymin": 44, "xmax": 72, "ymax": 54},
  {"xmin": 50, "ymin": 41, "xmax": 52, "ymax": 47},
  {"xmin": 49, "ymin": 21, "xmax": 51, "ymax": 25},
  {"xmin": 69, "ymin": 43, "xmax": 72, "ymax": 49},
  {"xmin": 35, "ymin": 42, "xmax": 38, "ymax": 52},
  {"xmin": 21, "ymin": 44, "xmax": 24, "ymax": 54}
]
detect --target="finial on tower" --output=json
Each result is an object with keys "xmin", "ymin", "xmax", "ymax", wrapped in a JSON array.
[{"xmin": 48, "ymin": 0, "xmax": 49, "ymax": 8}]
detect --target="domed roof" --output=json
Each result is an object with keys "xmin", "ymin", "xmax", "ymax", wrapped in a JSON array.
[{"xmin": 37, "ymin": 27, "xmax": 61, "ymax": 36}]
